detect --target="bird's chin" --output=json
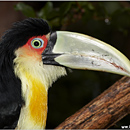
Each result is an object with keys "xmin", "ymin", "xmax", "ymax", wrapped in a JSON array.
[{"xmin": 42, "ymin": 31, "xmax": 130, "ymax": 77}]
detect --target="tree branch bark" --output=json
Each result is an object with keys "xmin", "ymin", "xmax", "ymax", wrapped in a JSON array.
[{"xmin": 55, "ymin": 76, "xmax": 130, "ymax": 129}]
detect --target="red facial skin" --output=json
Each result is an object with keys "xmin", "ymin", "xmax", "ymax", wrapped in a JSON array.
[{"xmin": 23, "ymin": 35, "xmax": 48, "ymax": 55}]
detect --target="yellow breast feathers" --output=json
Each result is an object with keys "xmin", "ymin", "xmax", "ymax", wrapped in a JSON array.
[{"xmin": 14, "ymin": 47, "xmax": 66, "ymax": 129}]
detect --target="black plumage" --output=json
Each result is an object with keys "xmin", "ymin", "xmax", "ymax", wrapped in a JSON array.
[{"xmin": 0, "ymin": 18, "xmax": 50, "ymax": 128}]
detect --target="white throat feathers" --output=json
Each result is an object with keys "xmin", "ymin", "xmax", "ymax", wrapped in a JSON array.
[{"xmin": 13, "ymin": 47, "xmax": 66, "ymax": 129}]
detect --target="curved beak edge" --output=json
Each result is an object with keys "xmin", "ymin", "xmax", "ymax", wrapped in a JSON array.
[{"xmin": 43, "ymin": 31, "xmax": 130, "ymax": 77}]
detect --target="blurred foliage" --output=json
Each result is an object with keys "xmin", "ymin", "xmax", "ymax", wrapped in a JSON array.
[
  {"xmin": 15, "ymin": 1, "xmax": 130, "ymax": 129},
  {"xmin": 15, "ymin": 2, "xmax": 130, "ymax": 34}
]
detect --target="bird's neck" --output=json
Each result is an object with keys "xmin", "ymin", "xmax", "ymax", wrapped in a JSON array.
[
  {"xmin": 14, "ymin": 51, "xmax": 48, "ymax": 129},
  {"xmin": 14, "ymin": 63, "xmax": 48, "ymax": 129},
  {"xmin": 14, "ymin": 48, "xmax": 67, "ymax": 129},
  {"xmin": 16, "ymin": 72, "xmax": 47, "ymax": 129}
]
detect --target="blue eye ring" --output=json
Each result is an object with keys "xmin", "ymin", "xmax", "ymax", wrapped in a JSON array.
[{"xmin": 31, "ymin": 38, "xmax": 44, "ymax": 49}]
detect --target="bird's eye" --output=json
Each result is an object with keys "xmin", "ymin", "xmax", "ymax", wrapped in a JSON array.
[{"xmin": 31, "ymin": 38, "xmax": 44, "ymax": 49}]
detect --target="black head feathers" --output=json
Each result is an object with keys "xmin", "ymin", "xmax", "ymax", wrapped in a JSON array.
[
  {"xmin": 0, "ymin": 19, "xmax": 51, "ymax": 128},
  {"xmin": 0, "ymin": 18, "xmax": 51, "ymax": 128},
  {"xmin": 0, "ymin": 18, "xmax": 50, "ymax": 51},
  {"xmin": 0, "ymin": 18, "xmax": 51, "ymax": 104}
]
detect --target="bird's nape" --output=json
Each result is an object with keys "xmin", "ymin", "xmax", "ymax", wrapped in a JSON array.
[{"xmin": 0, "ymin": 18, "xmax": 130, "ymax": 129}]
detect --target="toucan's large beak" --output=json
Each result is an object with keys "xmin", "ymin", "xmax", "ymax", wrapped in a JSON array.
[{"xmin": 43, "ymin": 31, "xmax": 130, "ymax": 77}]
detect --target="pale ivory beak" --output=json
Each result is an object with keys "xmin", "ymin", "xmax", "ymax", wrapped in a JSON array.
[{"xmin": 52, "ymin": 31, "xmax": 130, "ymax": 77}]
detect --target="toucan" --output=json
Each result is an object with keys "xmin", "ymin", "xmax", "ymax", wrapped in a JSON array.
[{"xmin": 0, "ymin": 18, "xmax": 130, "ymax": 129}]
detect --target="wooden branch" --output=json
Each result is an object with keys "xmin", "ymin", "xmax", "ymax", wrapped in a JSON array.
[{"xmin": 55, "ymin": 76, "xmax": 130, "ymax": 129}]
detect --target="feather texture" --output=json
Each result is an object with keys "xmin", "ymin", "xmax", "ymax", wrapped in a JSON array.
[
  {"xmin": 14, "ymin": 46, "xmax": 66, "ymax": 129},
  {"xmin": 0, "ymin": 18, "xmax": 51, "ymax": 128}
]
